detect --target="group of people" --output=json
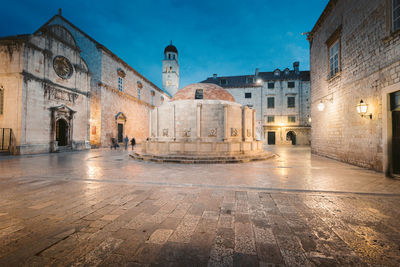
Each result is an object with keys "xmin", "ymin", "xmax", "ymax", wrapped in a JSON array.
[{"xmin": 111, "ymin": 136, "xmax": 136, "ymax": 150}]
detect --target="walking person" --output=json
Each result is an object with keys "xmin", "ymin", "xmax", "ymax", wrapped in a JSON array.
[
  {"xmin": 130, "ymin": 137, "xmax": 136, "ymax": 151},
  {"xmin": 124, "ymin": 135, "xmax": 129, "ymax": 150}
]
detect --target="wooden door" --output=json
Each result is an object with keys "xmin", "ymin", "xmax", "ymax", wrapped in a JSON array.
[{"xmin": 393, "ymin": 111, "xmax": 400, "ymax": 174}]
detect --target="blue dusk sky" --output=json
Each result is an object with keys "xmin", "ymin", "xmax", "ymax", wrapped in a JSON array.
[{"xmin": 0, "ymin": 0, "xmax": 329, "ymax": 89}]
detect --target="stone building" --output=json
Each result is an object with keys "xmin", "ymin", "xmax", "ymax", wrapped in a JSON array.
[
  {"xmin": 308, "ymin": 0, "xmax": 400, "ymax": 175},
  {"xmin": 162, "ymin": 43, "xmax": 179, "ymax": 97},
  {"xmin": 0, "ymin": 24, "xmax": 91, "ymax": 154},
  {"xmin": 0, "ymin": 11, "xmax": 170, "ymax": 154},
  {"xmin": 138, "ymin": 83, "xmax": 268, "ymax": 163},
  {"xmin": 201, "ymin": 62, "xmax": 311, "ymax": 145}
]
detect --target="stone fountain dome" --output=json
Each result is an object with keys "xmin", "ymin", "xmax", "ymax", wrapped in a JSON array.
[{"xmin": 172, "ymin": 83, "xmax": 235, "ymax": 102}]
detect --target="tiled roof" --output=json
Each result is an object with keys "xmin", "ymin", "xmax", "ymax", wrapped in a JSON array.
[{"xmin": 200, "ymin": 70, "xmax": 310, "ymax": 88}]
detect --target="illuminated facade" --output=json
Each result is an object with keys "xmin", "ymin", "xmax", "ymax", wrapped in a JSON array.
[
  {"xmin": 308, "ymin": 0, "xmax": 400, "ymax": 175},
  {"xmin": 201, "ymin": 62, "xmax": 311, "ymax": 145}
]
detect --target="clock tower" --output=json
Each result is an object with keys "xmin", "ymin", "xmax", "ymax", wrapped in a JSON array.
[{"xmin": 162, "ymin": 42, "xmax": 179, "ymax": 97}]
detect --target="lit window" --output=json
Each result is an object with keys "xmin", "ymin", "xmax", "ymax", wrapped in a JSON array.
[
  {"xmin": 394, "ymin": 0, "xmax": 400, "ymax": 32},
  {"xmin": 329, "ymin": 40, "xmax": 340, "ymax": 77},
  {"xmin": 245, "ymin": 92, "xmax": 252, "ymax": 98},
  {"xmin": 138, "ymin": 89, "xmax": 141, "ymax": 100},
  {"xmin": 267, "ymin": 116, "xmax": 274, "ymax": 123},
  {"xmin": 288, "ymin": 116, "xmax": 296, "ymax": 123},
  {"xmin": 0, "ymin": 87, "xmax": 3, "ymax": 115},
  {"xmin": 288, "ymin": 81, "xmax": 295, "ymax": 88},
  {"xmin": 118, "ymin": 77, "xmax": 123, "ymax": 91},
  {"xmin": 268, "ymin": 82, "xmax": 274, "ymax": 89},
  {"xmin": 267, "ymin": 97, "xmax": 274, "ymax": 108},
  {"xmin": 288, "ymin": 97, "xmax": 295, "ymax": 108}
]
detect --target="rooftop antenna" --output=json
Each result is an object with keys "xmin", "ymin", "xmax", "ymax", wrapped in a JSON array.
[{"xmin": 58, "ymin": 8, "xmax": 62, "ymax": 16}]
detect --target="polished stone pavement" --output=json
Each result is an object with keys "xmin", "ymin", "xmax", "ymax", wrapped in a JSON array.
[{"xmin": 0, "ymin": 146, "xmax": 400, "ymax": 266}]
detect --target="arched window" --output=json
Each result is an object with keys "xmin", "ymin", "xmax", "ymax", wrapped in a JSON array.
[
  {"xmin": 0, "ymin": 86, "xmax": 3, "ymax": 115},
  {"xmin": 173, "ymin": 54, "xmax": 175, "ymax": 60},
  {"xmin": 170, "ymin": 66, "xmax": 172, "ymax": 72},
  {"xmin": 168, "ymin": 54, "xmax": 171, "ymax": 60}
]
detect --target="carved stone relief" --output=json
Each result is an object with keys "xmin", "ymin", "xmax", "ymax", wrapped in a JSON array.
[
  {"xmin": 44, "ymin": 85, "xmax": 79, "ymax": 103},
  {"xmin": 183, "ymin": 128, "xmax": 191, "ymax": 137},
  {"xmin": 208, "ymin": 128, "xmax": 217, "ymax": 137},
  {"xmin": 162, "ymin": 128, "xmax": 169, "ymax": 137},
  {"xmin": 231, "ymin": 128, "xmax": 238, "ymax": 137}
]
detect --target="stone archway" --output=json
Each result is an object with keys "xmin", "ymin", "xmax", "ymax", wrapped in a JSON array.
[
  {"xmin": 286, "ymin": 131, "xmax": 296, "ymax": 145},
  {"xmin": 115, "ymin": 112, "xmax": 127, "ymax": 143},
  {"xmin": 56, "ymin": 119, "xmax": 69, "ymax": 146},
  {"xmin": 50, "ymin": 105, "xmax": 75, "ymax": 152}
]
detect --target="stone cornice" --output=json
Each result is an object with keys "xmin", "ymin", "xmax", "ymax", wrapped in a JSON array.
[
  {"xmin": 22, "ymin": 71, "xmax": 90, "ymax": 97},
  {"xmin": 307, "ymin": 0, "xmax": 339, "ymax": 42},
  {"xmin": 98, "ymin": 82, "xmax": 154, "ymax": 109}
]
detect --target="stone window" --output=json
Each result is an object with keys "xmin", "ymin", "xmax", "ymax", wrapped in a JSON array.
[
  {"xmin": 288, "ymin": 116, "xmax": 296, "ymax": 123},
  {"xmin": 394, "ymin": 0, "xmax": 400, "ymax": 31},
  {"xmin": 329, "ymin": 40, "xmax": 340, "ymax": 77},
  {"xmin": 0, "ymin": 86, "xmax": 3, "ymax": 115},
  {"xmin": 195, "ymin": 89, "xmax": 203, "ymax": 99},
  {"xmin": 288, "ymin": 81, "xmax": 295, "ymax": 88},
  {"xmin": 118, "ymin": 77, "xmax": 123, "ymax": 91},
  {"xmin": 268, "ymin": 82, "xmax": 274, "ymax": 89},
  {"xmin": 267, "ymin": 116, "xmax": 274, "ymax": 123},
  {"xmin": 246, "ymin": 77, "xmax": 254, "ymax": 83},
  {"xmin": 220, "ymin": 79, "xmax": 227, "ymax": 85},
  {"xmin": 267, "ymin": 97, "xmax": 275, "ymax": 108},
  {"xmin": 245, "ymin": 92, "xmax": 252, "ymax": 98},
  {"xmin": 138, "ymin": 89, "xmax": 141, "ymax": 100},
  {"xmin": 274, "ymin": 70, "xmax": 280, "ymax": 76},
  {"xmin": 151, "ymin": 91, "xmax": 155, "ymax": 106},
  {"xmin": 288, "ymin": 96, "xmax": 295, "ymax": 108}
]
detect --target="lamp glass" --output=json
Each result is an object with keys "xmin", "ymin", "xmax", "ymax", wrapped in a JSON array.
[
  {"xmin": 357, "ymin": 100, "xmax": 368, "ymax": 114},
  {"xmin": 317, "ymin": 102, "xmax": 325, "ymax": 111}
]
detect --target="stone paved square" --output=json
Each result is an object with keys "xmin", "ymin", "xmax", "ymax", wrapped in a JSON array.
[{"xmin": 0, "ymin": 146, "xmax": 400, "ymax": 266}]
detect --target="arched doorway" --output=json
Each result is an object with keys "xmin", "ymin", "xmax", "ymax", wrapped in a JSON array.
[
  {"xmin": 56, "ymin": 119, "xmax": 68, "ymax": 146},
  {"xmin": 286, "ymin": 131, "xmax": 296, "ymax": 145}
]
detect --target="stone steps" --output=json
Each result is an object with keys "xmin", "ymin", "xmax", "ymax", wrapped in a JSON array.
[{"xmin": 130, "ymin": 151, "xmax": 276, "ymax": 164}]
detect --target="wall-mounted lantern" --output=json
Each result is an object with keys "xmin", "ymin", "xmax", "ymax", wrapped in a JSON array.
[
  {"xmin": 317, "ymin": 101, "xmax": 325, "ymax": 111},
  {"xmin": 356, "ymin": 99, "xmax": 372, "ymax": 119}
]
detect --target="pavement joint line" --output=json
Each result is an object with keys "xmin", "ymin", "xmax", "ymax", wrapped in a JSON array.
[{"xmin": 13, "ymin": 176, "xmax": 400, "ymax": 197}]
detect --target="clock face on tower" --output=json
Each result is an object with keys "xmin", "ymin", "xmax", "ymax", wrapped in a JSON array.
[{"xmin": 53, "ymin": 56, "xmax": 73, "ymax": 79}]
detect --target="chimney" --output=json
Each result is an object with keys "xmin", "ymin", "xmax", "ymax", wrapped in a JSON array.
[
  {"xmin": 293, "ymin": 61, "xmax": 300, "ymax": 74},
  {"xmin": 58, "ymin": 8, "xmax": 62, "ymax": 16},
  {"xmin": 213, "ymin": 74, "xmax": 217, "ymax": 79},
  {"xmin": 255, "ymin": 68, "xmax": 259, "ymax": 77}
]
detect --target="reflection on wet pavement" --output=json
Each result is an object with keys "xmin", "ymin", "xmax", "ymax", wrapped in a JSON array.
[{"xmin": 0, "ymin": 146, "xmax": 399, "ymax": 266}]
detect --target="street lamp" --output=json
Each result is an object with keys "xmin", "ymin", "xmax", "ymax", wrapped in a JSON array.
[
  {"xmin": 257, "ymin": 79, "xmax": 262, "ymax": 84},
  {"xmin": 356, "ymin": 99, "xmax": 372, "ymax": 119}
]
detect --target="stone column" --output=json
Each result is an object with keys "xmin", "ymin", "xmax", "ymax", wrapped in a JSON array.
[
  {"xmin": 242, "ymin": 106, "xmax": 248, "ymax": 141},
  {"xmin": 149, "ymin": 109, "xmax": 152, "ymax": 141},
  {"xmin": 173, "ymin": 104, "xmax": 176, "ymax": 141},
  {"xmin": 252, "ymin": 109, "xmax": 256, "ymax": 141},
  {"xmin": 155, "ymin": 107, "xmax": 159, "ymax": 141},
  {"xmin": 196, "ymin": 103, "xmax": 202, "ymax": 139},
  {"xmin": 223, "ymin": 104, "xmax": 229, "ymax": 141}
]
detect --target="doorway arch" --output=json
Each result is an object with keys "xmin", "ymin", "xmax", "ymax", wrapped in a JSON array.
[
  {"xmin": 56, "ymin": 119, "xmax": 69, "ymax": 146},
  {"xmin": 286, "ymin": 131, "xmax": 296, "ymax": 145}
]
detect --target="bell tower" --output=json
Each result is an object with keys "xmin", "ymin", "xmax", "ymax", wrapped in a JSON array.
[{"xmin": 162, "ymin": 41, "xmax": 179, "ymax": 97}]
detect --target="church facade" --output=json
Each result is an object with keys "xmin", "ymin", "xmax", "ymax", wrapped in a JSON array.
[
  {"xmin": 0, "ymin": 12, "xmax": 171, "ymax": 154},
  {"xmin": 201, "ymin": 62, "xmax": 311, "ymax": 145}
]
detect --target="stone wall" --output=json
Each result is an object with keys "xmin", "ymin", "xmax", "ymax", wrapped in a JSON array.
[
  {"xmin": 309, "ymin": 0, "xmax": 400, "ymax": 171},
  {"xmin": 0, "ymin": 27, "xmax": 90, "ymax": 154}
]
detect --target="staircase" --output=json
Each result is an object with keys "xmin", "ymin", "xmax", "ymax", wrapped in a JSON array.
[{"xmin": 0, "ymin": 128, "xmax": 16, "ymax": 155}]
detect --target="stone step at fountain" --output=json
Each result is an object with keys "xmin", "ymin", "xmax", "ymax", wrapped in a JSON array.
[{"xmin": 130, "ymin": 151, "xmax": 276, "ymax": 164}]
